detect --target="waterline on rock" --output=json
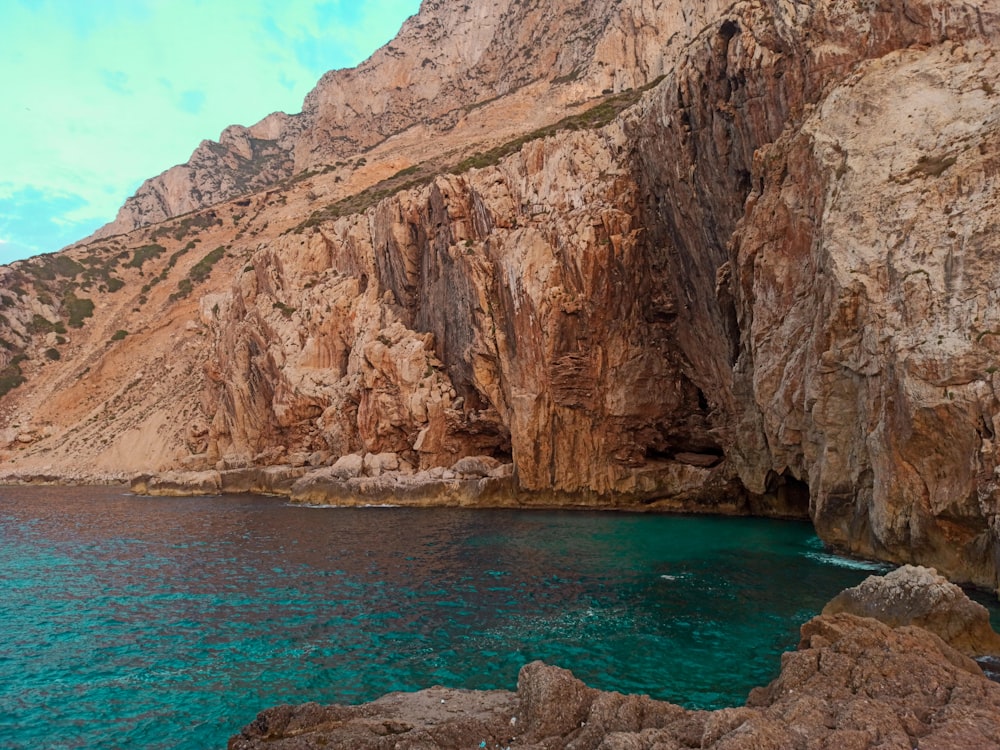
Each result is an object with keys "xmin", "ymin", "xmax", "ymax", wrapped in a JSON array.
[{"xmin": 803, "ymin": 551, "xmax": 896, "ymax": 571}]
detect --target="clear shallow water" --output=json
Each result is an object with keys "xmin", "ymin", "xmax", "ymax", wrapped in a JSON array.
[{"xmin": 1, "ymin": 486, "xmax": 996, "ymax": 750}]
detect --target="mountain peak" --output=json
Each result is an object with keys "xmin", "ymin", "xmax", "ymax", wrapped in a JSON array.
[{"xmin": 90, "ymin": 0, "xmax": 723, "ymax": 240}]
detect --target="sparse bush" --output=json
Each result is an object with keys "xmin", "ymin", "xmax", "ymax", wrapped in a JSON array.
[
  {"xmin": 30, "ymin": 315, "xmax": 63, "ymax": 335},
  {"xmin": 20, "ymin": 254, "xmax": 84, "ymax": 281},
  {"xmin": 455, "ymin": 77, "xmax": 665, "ymax": 173},
  {"xmin": 51, "ymin": 255, "xmax": 84, "ymax": 278},
  {"xmin": 0, "ymin": 357, "xmax": 27, "ymax": 398},
  {"xmin": 169, "ymin": 279, "xmax": 194, "ymax": 301},
  {"xmin": 272, "ymin": 301, "xmax": 296, "ymax": 319},
  {"xmin": 64, "ymin": 292, "xmax": 95, "ymax": 328},
  {"xmin": 126, "ymin": 244, "xmax": 166, "ymax": 269},
  {"xmin": 110, "ymin": 330, "xmax": 128, "ymax": 341},
  {"xmin": 167, "ymin": 244, "xmax": 224, "ymax": 302},
  {"xmin": 150, "ymin": 210, "xmax": 222, "ymax": 241},
  {"xmin": 188, "ymin": 246, "xmax": 226, "ymax": 283},
  {"xmin": 165, "ymin": 245, "xmax": 193, "ymax": 273},
  {"xmin": 390, "ymin": 164, "xmax": 421, "ymax": 180},
  {"xmin": 44, "ymin": 347, "xmax": 60, "ymax": 360}
]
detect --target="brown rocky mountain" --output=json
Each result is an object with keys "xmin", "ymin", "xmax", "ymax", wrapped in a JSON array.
[
  {"xmin": 2, "ymin": 0, "xmax": 1000, "ymax": 591},
  {"xmin": 91, "ymin": 0, "xmax": 733, "ymax": 238}
]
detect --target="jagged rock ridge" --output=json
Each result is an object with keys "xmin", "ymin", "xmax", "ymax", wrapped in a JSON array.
[
  {"xmin": 1, "ymin": 0, "xmax": 1000, "ymax": 590},
  {"xmin": 92, "ymin": 0, "xmax": 739, "ymax": 238}
]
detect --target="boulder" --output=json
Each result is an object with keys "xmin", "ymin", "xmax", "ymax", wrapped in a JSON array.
[
  {"xmin": 133, "ymin": 470, "xmax": 222, "ymax": 496},
  {"xmin": 228, "ymin": 687, "xmax": 518, "ymax": 750},
  {"xmin": 823, "ymin": 564, "xmax": 1000, "ymax": 656},
  {"xmin": 363, "ymin": 452, "xmax": 400, "ymax": 477},
  {"xmin": 489, "ymin": 463, "xmax": 515, "ymax": 479},
  {"xmin": 328, "ymin": 453, "xmax": 363, "ymax": 480},
  {"xmin": 220, "ymin": 466, "xmax": 308, "ymax": 496},
  {"xmin": 451, "ymin": 455, "xmax": 502, "ymax": 478}
]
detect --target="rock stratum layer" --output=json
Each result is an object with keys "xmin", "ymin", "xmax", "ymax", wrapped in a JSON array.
[
  {"xmin": 2, "ymin": 0, "xmax": 1000, "ymax": 588},
  {"xmin": 227, "ymin": 566, "xmax": 1000, "ymax": 749}
]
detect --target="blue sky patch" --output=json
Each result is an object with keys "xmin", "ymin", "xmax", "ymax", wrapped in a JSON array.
[{"xmin": 0, "ymin": 0, "xmax": 420, "ymax": 265}]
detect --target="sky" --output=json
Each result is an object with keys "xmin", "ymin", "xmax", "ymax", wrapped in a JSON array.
[{"xmin": 0, "ymin": 0, "xmax": 421, "ymax": 265}]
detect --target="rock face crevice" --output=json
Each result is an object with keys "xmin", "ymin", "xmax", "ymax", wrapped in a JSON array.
[
  {"xmin": 620, "ymin": 0, "xmax": 1000, "ymax": 586},
  {"xmin": 3, "ymin": 0, "xmax": 1000, "ymax": 588},
  {"xmin": 202, "ymin": 129, "xmax": 734, "ymax": 501}
]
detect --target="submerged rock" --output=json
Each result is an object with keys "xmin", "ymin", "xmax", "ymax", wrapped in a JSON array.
[{"xmin": 228, "ymin": 568, "xmax": 1000, "ymax": 749}]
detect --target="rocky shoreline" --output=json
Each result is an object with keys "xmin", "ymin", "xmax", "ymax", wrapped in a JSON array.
[
  {"xmin": 228, "ymin": 566, "xmax": 1000, "ymax": 750},
  {"xmin": 120, "ymin": 452, "xmax": 795, "ymax": 516}
]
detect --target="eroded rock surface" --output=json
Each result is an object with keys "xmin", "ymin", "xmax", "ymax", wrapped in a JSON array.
[
  {"xmin": 823, "ymin": 564, "xmax": 1000, "ymax": 656},
  {"xmin": 727, "ymin": 34, "xmax": 1000, "ymax": 588}
]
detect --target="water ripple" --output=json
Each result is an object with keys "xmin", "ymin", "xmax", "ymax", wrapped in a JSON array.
[{"xmin": 2, "ymin": 486, "xmax": 996, "ymax": 750}]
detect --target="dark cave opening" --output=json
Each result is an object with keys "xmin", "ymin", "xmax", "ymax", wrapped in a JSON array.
[
  {"xmin": 759, "ymin": 470, "xmax": 811, "ymax": 520},
  {"xmin": 644, "ymin": 446, "xmax": 674, "ymax": 461},
  {"xmin": 643, "ymin": 443, "xmax": 724, "ymax": 466},
  {"xmin": 719, "ymin": 19, "xmax": 740, "ymax": 42},
  {"xmin": 696, "ymin": 387, "xmax": 710, "ymax": 413}
]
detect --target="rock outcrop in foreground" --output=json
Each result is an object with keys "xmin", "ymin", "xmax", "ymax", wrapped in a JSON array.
[
  {"xmin": 824, "ymin": 563, "xmax": 1000, "ymax": 656},
  {"xmin": 3, "ymin": 0, "xmax": 1000, "ymax": 588},
  {"xmin": 229, "ymin": 567, "xmax": 1000, "ymax": 750}
]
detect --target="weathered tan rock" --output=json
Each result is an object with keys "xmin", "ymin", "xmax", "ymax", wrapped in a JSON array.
[
  {"xmin": 363, "ymin": 451, "xmax": 401, "ymax": 477},
  {"xmin": 451, "ymin": 455, "xmax": 501, "ymax": 477},
  {"xmin": 131, "ymin": 470, "xmax": 222, "ymax": 496},
  {"xmin": 823, "ymin": 564, "xmax": 1000, "ymax": 656},
  {"xmin": 288, "ymin": 467, "xmax": 517, "ymax": 508},
  {"xmin": 329, "ymin": 453, "xmax": 364, "ymax": 480},
  {"xmin": 726, "ymin": 33, "xmax": 1000, "ymax": 587},
  {"xmin": 219, "ymin": 466, "xmax": 307, "ymax": 496},
  {"xmin": 227, "ymin": 686, "xmax": 519, "ymax": 750}
]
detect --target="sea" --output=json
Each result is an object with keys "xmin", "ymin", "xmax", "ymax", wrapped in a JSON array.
[{"xmin": 1, "ymin": 485, "xmax": 997, "ymax": 749}]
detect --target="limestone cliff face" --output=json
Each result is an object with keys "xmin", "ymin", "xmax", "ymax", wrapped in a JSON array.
[
  {"xmin": 729, "ymin": 38, "xmax": 1000, "ymax": 585},
  {"xmin": 93, "ymin": 0, "xmax": 738, "ymax": 237},
  {"xmin": 3, "ymin": 0, "xmax": 1000, "ymax": 589},
  {"xmin": 203, "ymin": 128, "xmax": 731, "ymax": 502}
]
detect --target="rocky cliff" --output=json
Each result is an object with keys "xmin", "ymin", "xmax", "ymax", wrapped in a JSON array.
[
  {"xmin": 91, "ymin": 0, "xmax": 739, "ymax": 237},
  {"xmin": 2, "ymin": 0, "xmax": 1000, "ymax": 589}
]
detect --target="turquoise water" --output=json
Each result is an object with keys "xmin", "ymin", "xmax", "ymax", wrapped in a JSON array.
[{"xmin": 1, "ymin": 486, "xmax": 994, "ymax": 750}]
